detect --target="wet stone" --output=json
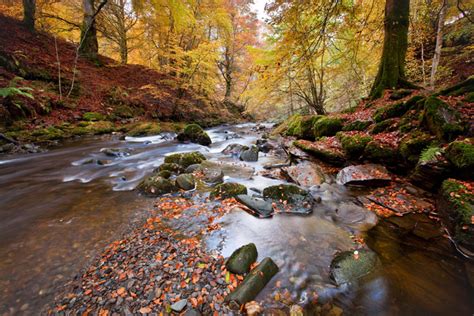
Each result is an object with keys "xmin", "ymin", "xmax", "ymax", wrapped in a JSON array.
[
  {"xmin": 235, "ymin": 195, "xmax": 274, "ymax": 218},
  {"xmin": 336, "ymin": 164, "xmax": 391, "ymax": 187}
]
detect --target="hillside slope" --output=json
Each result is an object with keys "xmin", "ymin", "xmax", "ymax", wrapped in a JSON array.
[{"xmin": 0, "ymin": 15, "xmax": 242, "ymax": 140}]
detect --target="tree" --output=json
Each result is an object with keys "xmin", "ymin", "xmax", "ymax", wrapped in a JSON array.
[
  {"xmin": 430, "ymin": 0, "xmax": 447, "ymax": 89},
  {"xmin": 79, "ymin": 0, "xmax": 108, "ymax": 60},
  {"xmin": 370, "ymin": 0, "xmax": 412, "ymax": 98},
  {"xmin": 22, "ymin": 0, "xmax": 36, "ymax": 31},
  {"xmin": 98, "ymin": 0, "xmax": 138, "ymax": 64}
]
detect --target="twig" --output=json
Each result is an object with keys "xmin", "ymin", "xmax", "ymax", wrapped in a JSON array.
[{"xmin": 54, "ymin": 36, "xmax": 62, "ymax": 100}]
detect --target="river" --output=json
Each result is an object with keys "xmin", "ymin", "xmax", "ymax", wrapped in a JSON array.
[{"xmin": 0, "ymin": 123, "xmax": 472, "ymax": 315}]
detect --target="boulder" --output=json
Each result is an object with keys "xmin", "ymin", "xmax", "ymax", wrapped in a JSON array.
[
  {"xmin": 176, "ymin": 174, "xmax": 195, "ymax": 190},
  {"xmin": 171, "ymin": 299, "xmax": 188, "ymax": 313},
  {"xmin": 136, "ymin": 176, "xmax": 177, "ymax": 196},
  {"xmin": 100, "ymin": 147, "xmax": 131, "ymax": 157},
  {"xmin": 256, "ymin": 139, "xmax": 274, "ymax": 153},
  {"xmin": 336, "ymin": 164, "xmax": 391, "ymax": 187},
  {"xmin": 201, "ymin": 165, "xmax": 224, "ymax": 184},
  {"xmin": 240, "ymin": 145, "xmax": 259, "ymax": 162},
  {"xmin": 294, "ymin": 139, "xmax": 346, "ymax": 166},
  {"xmin": 156, "ymin": 170, "xmax": 172, "ymax": 179},
  {"xmin": 154, "ymin": 162, "xmax": 184, "ymax": 174},
  {"xmin": 225, "ymin": 243, "xmax": 258, "ymax": 275},
  {"xmin": 263, "ymin": 184, "xmax": 313, "ymax": 215},
  {"xmin": 409, "ymin": 147, "xmax": 451, "ymax": 190},
  {"xmin": 342, "ymin": 120, "xmax": 372, "ymax": 132},
  {"xmin": 184, "ymin": 163, "xmax": 202, "ymax": 174},
  {"xmin": 177, "ymin": 124, "xmax": 212, "ymax": 146},
  {"xmin": 236, "ymin": 195, "xmax": 274, "ymax": 218},
  {"xmin": 313, "ymin": 117, "xmax": 344, "ymax": 138},
  {"xmin": 210, "ymin": 182, "xmax": 247, "ymax": 199},
  {"xmin": 200, "ymin": 160, "xmax": 254, "ymax": 179},
  {"xmin": 445, "ymin": 139, "xmax": 474, "ymax": 177},
  {"xmin": 164, "ymin": 151, "xmax": 206, "ymax": 168},
  {"xmin": 363, "ymin": 139, "xmax": 400, "ymax": 165},
  {"xmin": 437, "ymin": 179, "xmax": 474, "ymax": 252},
  {"xmin": 336, "ymin": 132, "xmax": 372, "ymax": 159},
  {"xmin": 330, "ymin": 249, "xmax": 379, "ymax": 285},
  {"xmin": 282, "ymin": 161, "xmax": 325, "ymax": 186},
  {"xmin": 399, "ymin": 131, "xmax": 435, "ymax": 165},
  {"xmin": 422, "ymin": 96, "xmax": 466, "ymax": 141},
  {"xmin": 222, "ymin": 143, "xmax": 249, "ymax": 156}
]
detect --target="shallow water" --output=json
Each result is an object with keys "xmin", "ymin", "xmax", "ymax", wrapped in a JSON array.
[{"xmin": 0, "ymin": 123, "xmax": 472, "ymax": 315}]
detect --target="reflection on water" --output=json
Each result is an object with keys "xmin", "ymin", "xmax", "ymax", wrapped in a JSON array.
[{"xmin": 0, "ymin": 123, "xmax": 472, "ymax": 315}]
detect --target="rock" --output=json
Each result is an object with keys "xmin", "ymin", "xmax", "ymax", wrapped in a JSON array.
[
  {"xmin": 177, "ymin": 124, "xmax": 212, "ymax": 146},
  {"xmin": 82, "ymin": 111, "xmax": 105, "ymax": 121},
  {"xmin": 184, "ymin": 309, "xmax": 201, "ymax": 316},
  {"xmin": 97, "ymin": 159, "xmax": 112, "ymax": 165},
  {"xmin": 294, "ymin": 139, "xmax": 346, "ymax": 166},
  {"xmin": 399, "ymin": 131, "xmax": 435, "ymax": 165},
  {"xmin": 171, "ymin": 299, "xmax": 188, "ymax": 312},
  {"xmin": 262, "ymin": 184, "xmax": 309, "ymax": 203},
  {"xmin": 225, "ymin": 243, "xmax": 258, "ymax": 275},
  {"xmin": 256, "ymin": 139, "xmax": 274, "ymax": 153},
  {"xmin": 245, "ymin": 301, "xmax": 263, "ymax": 316},
  {"xmin": 422, "ymin": 96, "xmax": 466, "ymax": 141},
  {"xmin": 437, "ymin": 179, "xmax": 474, "ymax": 252},
  {"xmin": 222, "ymin": 143, "xmax": 249, "ymax": 156},
  {"xmin": 330, "ymin": 249, "xmax": 379, "ymax": 285},
  {"xmin": 374, "ymin": 95, "xmax": 424, "ymax": 122},
  {"xmin": 236, "ymin": 195, "xmax": 274, "ymax": 218},
  {"xmin": 336, "ymin": 164, "xmax": 391, "ymax": 187},
  {"xmin": 225, "ymin": 257, "xmax": 279, "ymax": 309},
  {"xmin": 201, "ymin": 165, "xmax": 224, "ymax": 184},
  {"xmin": 240, "ymin": 145, "xmax": 259, "ymax": 162},
  {"xmin": 154, "ymin": 162, "xmax": 184, "ymax": 174},
  {"xmin": 202, "ymin": 161, "xmax": 255, "ymax": 179},
  {"xmin": 313, "ymin": 116, "xmax": 344, "ymax": 138},
  {"xmin": 184, "ymin": 164, "xmax": 202, "ymax": 174},
  {"xmin": 210, "ymin": 183, "xmax": 247, "ymax": 199},
  {"xmin": 282, "ymin": 161, "xmax": 325, "ymax": 186},
  {"xmin": 156, "ymin": 170, "xmax": 172, "ymax": 179},
  {"xmin": 342, "ymin": 120, "xmax": 372, "ymax": 132},
  {"xmin": 176, "ymin": 174, "xmax": 195, "ymax": 191},
  {"xmin": 363, "ymin": 139, "xmax": 400, "ymax": 165},
  {"xmin": 136, "ymin": 176, "xmax": 177, "ymax": 196},
  {"xmin": 164, "ymin": 151, "xmax": 206, "ymax": 168},
  {"xmin": 100, "ymin": 147, "xmax": 130, "ymax": 157},
  {"xmin": 409, "ymin": 147, "xmax": 451, "ymax": 190},
  {"xmin": 445, "ymin": 139, "xmax": 474, "ymax": 177},
  {"xmin": 336, "ymin": 132, "xmax": 373, "ymax": 159}
]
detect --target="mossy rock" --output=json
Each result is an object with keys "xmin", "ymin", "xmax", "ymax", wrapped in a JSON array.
[
  {"xmin": 445, "ymin": 139, "xmax": 474, "ymax": 175},
  {"xmin": 156, "ymin": 170, "xmax": 172, "ymax": 179},
  {"xmin": 155, "ymin": 163, "xmax": 184, "ymax": 174},
  {"xmin": 374, "ymin": 96, "xmax": 424, "ymax": 123},
  {"xmin": 399, "ymin": 132, "xmax": 435, "ymax": 165},
  {"xmin": 422, "ymin": 96, "xmax": 466, "ymax": 141},
  {"xmin": 175, "ymin": 173, "xmax": 195, "ymax": 191},
  {"xmin": 127, "ymin": 122, "xmax": 161, "ymax": 137},
  {"xmin": 285, "ymin": 114, "xmax": 303, "ymax": 137},
  {"xmin": 438, "ymin": 76, "xmax": 474, "ymax": 97},
  {"xmin": 371, "ymin": 118, "xmax": 399, "ymax": 134},
  {"xmin": 294, "ymin": 139, "xmax": 346, "ymax": 166},
  {"xmin": 337, "ymin": 132, "xmax": 373, "ymax": 159},
  {"xmin": 31, "ymin": 126, "xmax": 65, "ymax": 141},
  {"xmin": 364, "ymin": 140, "xmax": 399, "ymax": 164},
  {"xmin": 164, "ymin": 151, "xmax": 206, "ymax": 168},
  {"xmin": 409, "ymin": 146, "xmax": 451, "ymax": 191},
  {"xmin": 136, "ymin": 176, "xmax": 177, "ymax": 196},
  {"xmin": 342, "ymin": 120, "xmax": 372, "ymax": 132},
  {"xmin": 210, "ymin": 182, "xmax": 247, "ymax": 199},
  {"xmin": 85, "ymin": 121, "xmax": 115, "ymax": 135},
  {"xmin": 177, "ymin": 124, "xmax": 212, "ymax": 146},
  {"xmin": 330, "ymin": 250, "xmax": 379, "ymax": 285},
  {"xmin": 262, "ymin": 184, "xmax": 309, "ymax": 203},
  {"xmin": 313, "ymin": 117, "xmax": 344, "ymax": 138},
  {"xmin": 82, "ymin": 112, "xmax": 105, "ymax": 121},
  {"xmin": 299, "ymin": 115, "xmax": 322, "ymax": 140},
  {"xmin": 225, "ymin": 243, "xmax": 258, "ymax": 275},
  {"xmin": 437, "ymin": 179, "xmax": 474, "ymax": 251}
]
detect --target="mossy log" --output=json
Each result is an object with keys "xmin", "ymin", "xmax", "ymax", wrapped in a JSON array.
[
  {"xmin": 225, "ymin": 243, "xmax": 258, "ymax": 275},
  {"xmin": 225, "ymin": 257, "xmax": 279, "ymax": 309}
]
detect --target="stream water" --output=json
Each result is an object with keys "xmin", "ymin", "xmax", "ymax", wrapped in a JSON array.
[{"xmin": 0, "ymin": 123, "xmax": 472, "ymax": 315}]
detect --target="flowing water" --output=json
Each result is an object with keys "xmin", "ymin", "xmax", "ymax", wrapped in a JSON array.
[{"xmin": 0, "ymin": 123, "xmax": 472, "ymax": 315}]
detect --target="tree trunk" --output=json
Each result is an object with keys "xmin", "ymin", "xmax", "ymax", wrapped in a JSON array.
[
  {"xmin": 370, "ymin": 0, "xmax": 412, "ymax": 98},
  {"xmin": 430, "ymin": 0, "xmax": 447, "ymax": 89},
  {"xmin": 119, "ymin": 37, "xmax": 128, "ymax": 64},
  {"xmin": 79, "ymin": 0, "xmax": 107, "ymax": 61},
  {"xmin": 22, "ymin": 0, "xmax": 36, "ymax": 31}
]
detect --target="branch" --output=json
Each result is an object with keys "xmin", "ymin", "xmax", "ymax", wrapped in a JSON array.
[{"xmin": 457, "ymin": 0, "xmax": 473, "ymax": 23}]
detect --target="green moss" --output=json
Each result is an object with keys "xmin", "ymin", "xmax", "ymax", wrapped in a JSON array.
[
  {"xmin": 337, "ymin": 132, "xmax": 372, "ymax": 159},
  {"xmin": 364, "ymin": 140, "xmax": 399, "ymax": 164},
  {"xmin": 342, "ymin": 120, "xmax": 372, "ymax": 131},
  {"xmin": 210, "ymin": 182, "xmax": 247, "ymax": 199},
  {"xmin": 313, "ymin": 117, "xmax": 344, "ymax": 138},
  {"xmin": 262, "ymin": 184, "xmax": 308, "ymax": 202},
  {"xmin": 294, "ymin": 140, "xmax": 346, "ymax": 166},
  {"xmin": 300, "ymin": 115, "xmax": 322, "ymax": 140},
  {"xmin": 184, "ymin": 123, "xmax": 204, "ymax": 135},
  {"xmin": 374, "ymin": 96, "xmax": 425, "ymax": 123},
  {"xmin": 85, "ymin": 121, "xmax": 115, "ymax": 134},
  {"xmin": 164, "ymin": 151, "xmax": 206, "ymax": 168},
  {"xmin": 423, "ymin": 96, "xmax": 465, "ymax": 141},
  {"xmin": 31, "ymin": 126, "xmax": 65, "ymax": 141},
  {"xmin": 445, "ymin": 139, "xmax": 474, "ymax": 170},
  {"xmin": 371, "ymin": 118, "xmax": 398, "ymax": 134},
  {"xmin": 419, "ymin": 146, "xmax": 444, "ymax": 163},
  {"xmin": 399, "ymin": 132, "xmax": 435, "ymax": 165},
  {"xmin": 155, "ymin": 163, "xmax": 184, "ymax": 174},
  {"xmin": 127, "ymin": 122, "xmax": 161, "ymax": 136},
  {"xmin": 438, "ymin": 76, "xmax": 474, "ymax": 97},
  {"xmin": 82, "ymin": 112, "xmax": 105, "ymax": 121},
  {"xmin": 464, "ymin": 92, "xmax": 474, "ymax": 103},
  {"xmin": 285, "ymin": 114, "xmax": 303, "ymax": 137},
  {"xmin": 177, "ymin": 124, "xmax": 212, "ymax": 145}
]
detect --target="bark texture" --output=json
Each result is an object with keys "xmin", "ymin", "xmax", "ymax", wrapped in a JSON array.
[
  {"xmin": 22, "ymin": 0, "xmax": 36, "ymax": 31},
  {"xmin": 79, "ymin": 0, "xmax": 108, "ymax": 61},
  {"xmin": 370, "ymin": 0, "xmax": 411, "ymax": 98}
]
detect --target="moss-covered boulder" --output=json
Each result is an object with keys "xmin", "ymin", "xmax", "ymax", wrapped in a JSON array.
[
  {"xmin": 82, "ymin": 112, "xmax": 105, "ymax": 121},
  {"xmin": 285, "ymin": 114, "xmax": 303, "ymax": 137},
  {"xmin": 177, "ymin": 124, "xmax": 212, "ymax": 146},
  {"xmin": 263, "ymin": 184, "xmax": 309, "ymax": 203},
  {"xmin": 371, "ymin": 118, "xmax": 399, "ymax": 134},
  {"xmin": 409, "ymin": 146, "xmax": 452, "ymax": 191},
  {"xmin": 363, "ymin": 139, "xmax": 400, "ymax": 164},
  {"xmin": 313, "ymin": 117, "xmax": 344, "ymax": 138},
  {"xmin": 294, "ymin": 139, "xmax": 346, "ymax": 166},
  {"xmin": 126, "ymin": 122, "xmax": 161, "ymax": 137},
  {"xmin": 155, "ymin": 162, "xmax": 184, "ymax": 174},
  {"xmin": 399, "ymin": 131, "xmax": 435, "ymax": 165},
  {"xmin": 210, "ymin": 182, "xmax": 247, "ymax": 199},
  {"xmin": 445, "ymin": 139, "xmax": 474, "ymax": 176},
  {"xmin": 239, "ymin": 145, "xmax": 259, "ymax": 162},
  {"xmin": 136, "ymin": 175, "xmax": 177, "ymax": 196},
  {"xmin": 31, "ymin": 126, "xmax": 65, "ymax": 141},
  {"xmin": 374, "ymin": 95, "xmax": 424, "ymax": 123},
  {"xmin": 337, "ymin": 132, "xmax": 372, "ymax": 159},
  {"xmin": 225, "ymin": 243, "xmax": 258, "ymax": 275},
  {"xmin": 342, "ymin": 120, "xmax": 372, "ymax": 132},
  {"xmin": 437, "ymin": 179, "xmax": 474, "ymax": 251},
  {"xmin": 422, "ymin": 96, "xmax": 466, "ymax": 141},
  {"xmin": 156, "ymin": 170, "xmax": 172, "ymax": 179},
  {"xmin": 86, "ymin": 121, "xmax": 115, "ymax": 134},
  {"xmin": 438, "ymin": 75, "xmax": 474, "ymax": 97},
  {"xmin": 175, "ymin": 173, "xmax": 195, "ymax": 191},
  {"xmin": 300, "ymin": 115, "xmax": 321, "ymax": 140},
  {"xmin": 164, "ymin": 151, "xmax": 206, "ymax": 168}
]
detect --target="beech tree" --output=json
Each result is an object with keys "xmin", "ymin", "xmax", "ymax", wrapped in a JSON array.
[
  {"xmin": 79, "ymin": 0, "xmax": 108, "ymax": 60},
  {"xmin": 370, "ymin": 0, "xmax": 412, "ymax": 98},
  {"xmin": 22, "ymin": 0, "xmax": 36, "ymax": 31}
]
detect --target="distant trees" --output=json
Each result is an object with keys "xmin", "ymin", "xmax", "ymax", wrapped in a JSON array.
[
  {"xmin": 22, "ymin": 0, "xmax": 36, "ymax": 31},
  {"xmin": 370, "ymin": 0, "xmax": 412, "ymax": 98}
]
